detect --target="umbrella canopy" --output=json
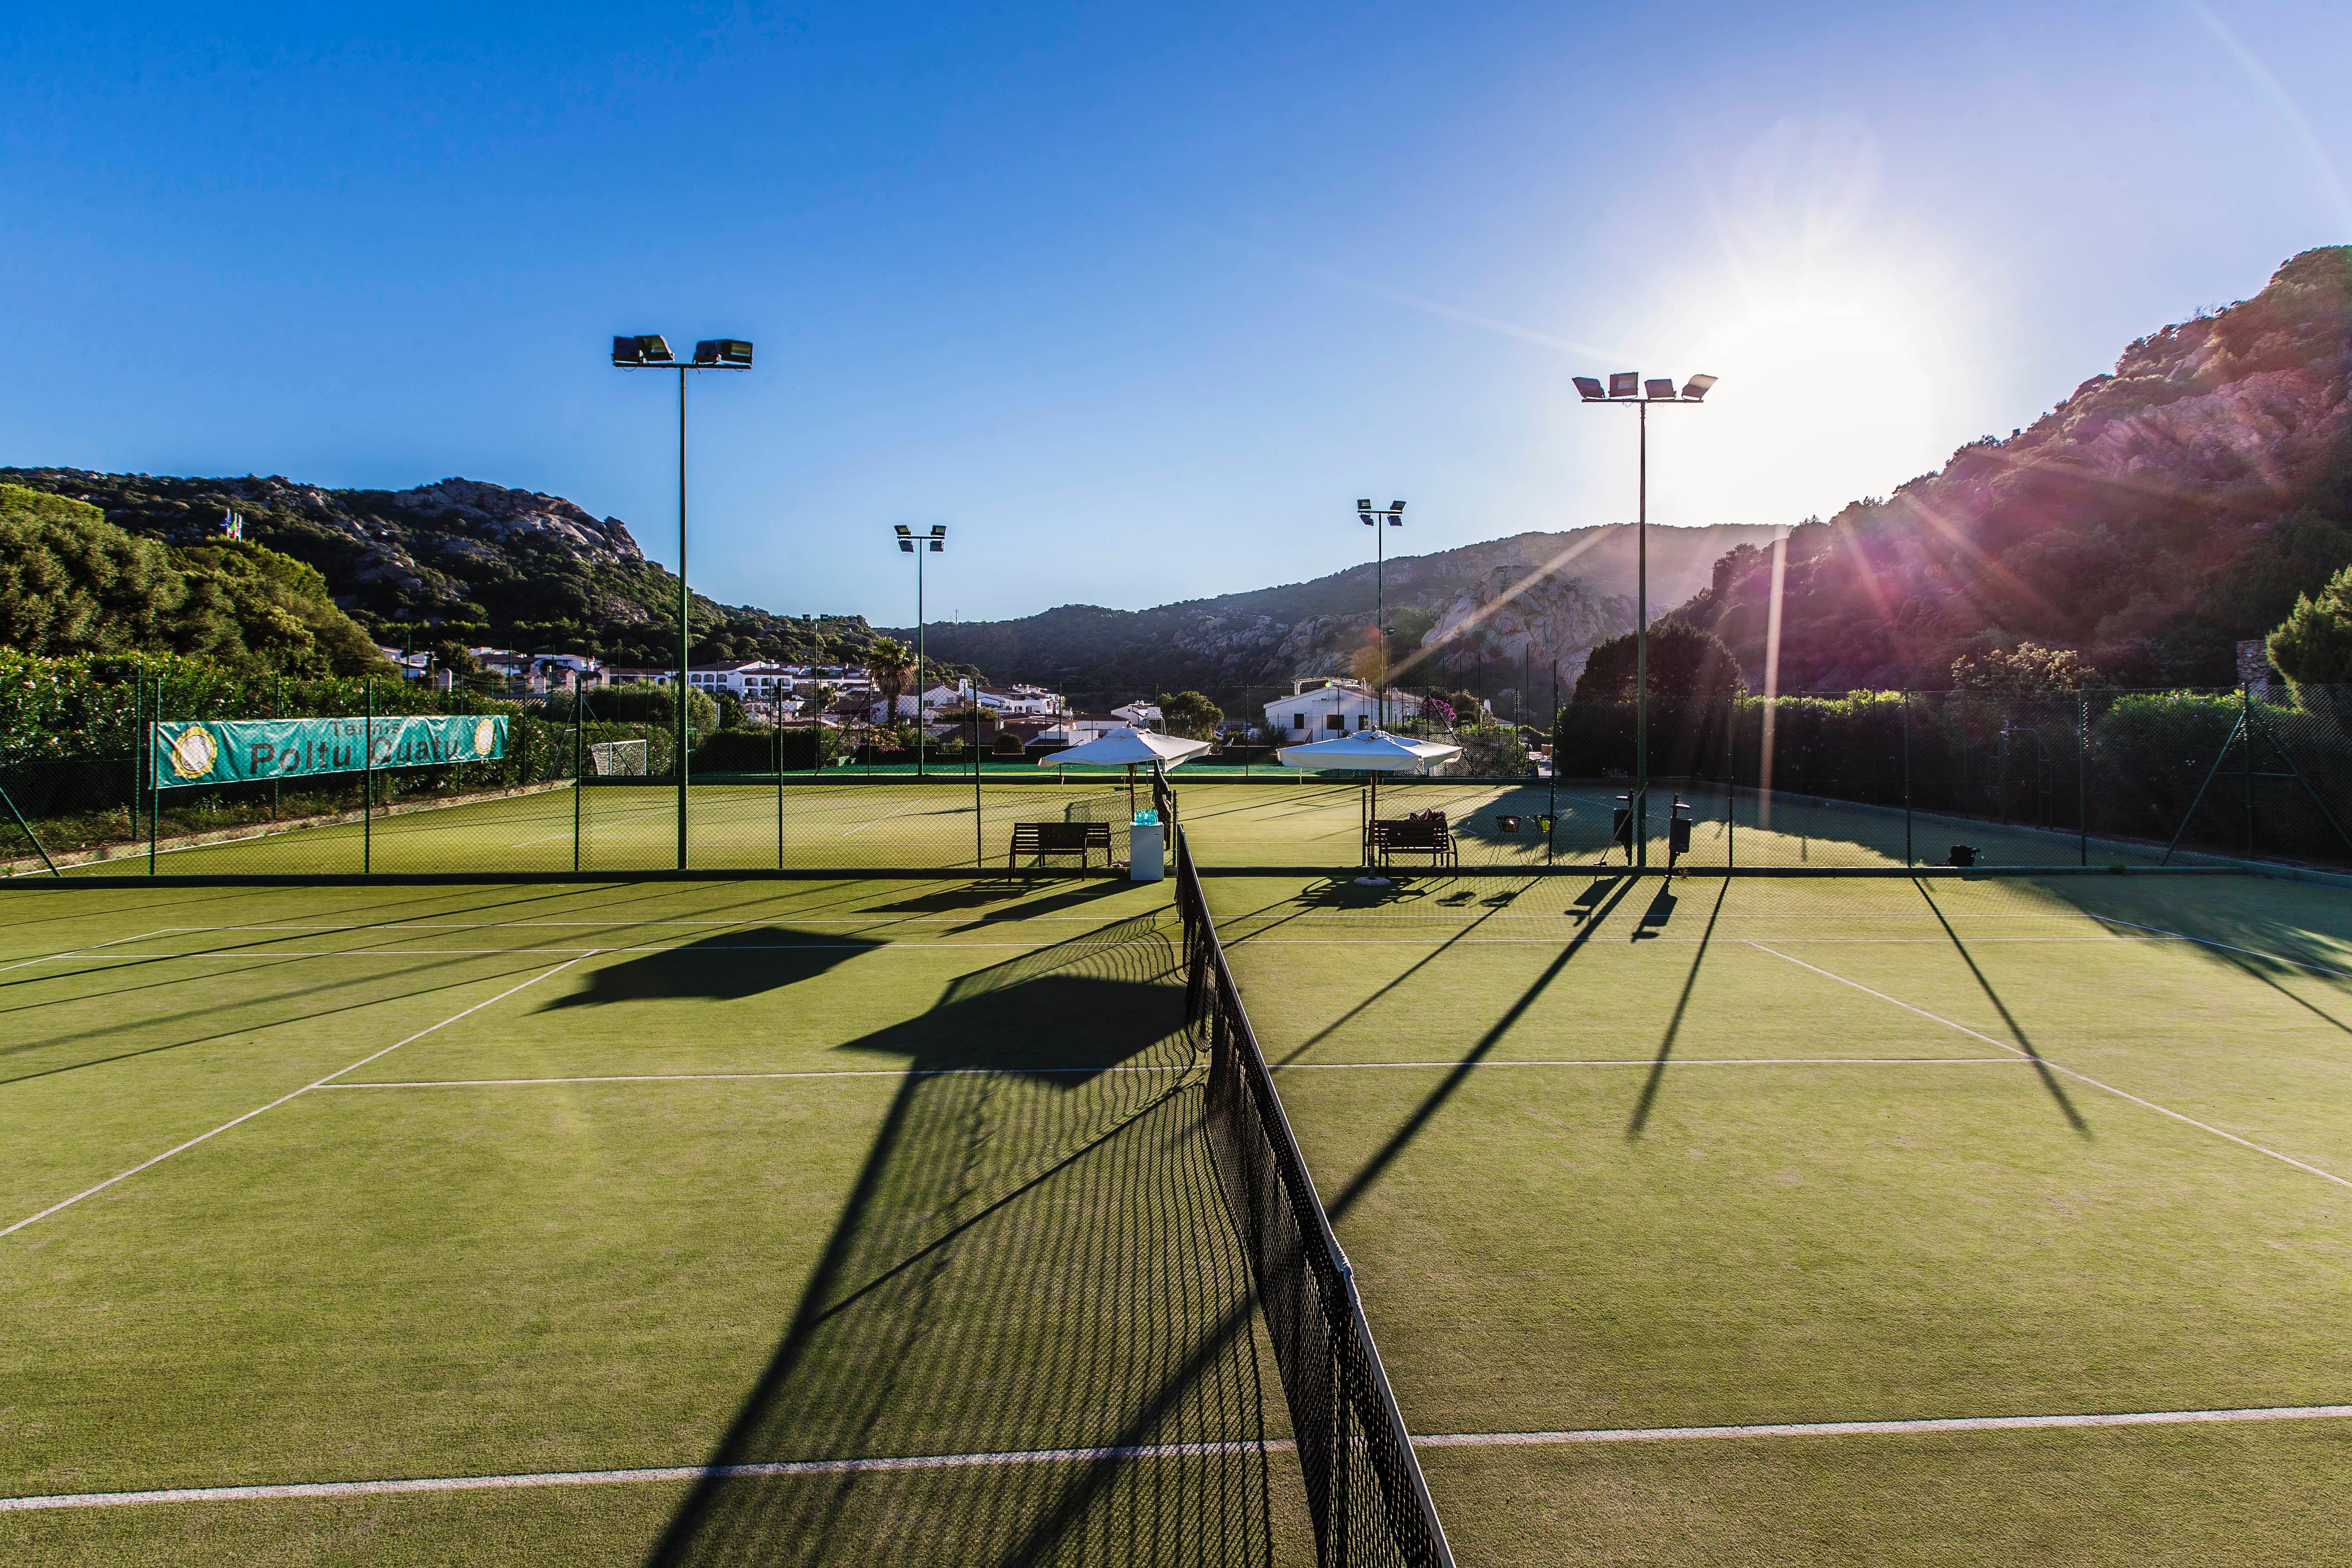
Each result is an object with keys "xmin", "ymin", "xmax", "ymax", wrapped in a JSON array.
[
  {"xmin": 1275, "ymin": 729, "xmax": 1460, "ymax": 773},
  {"xmin": 1036, "ymin": 726, "xmax": 1213, "ymax": 769}
]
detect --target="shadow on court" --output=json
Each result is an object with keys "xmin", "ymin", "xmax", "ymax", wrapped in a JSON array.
[
  {"xmin": 536, "ymin": 928, "xmax": 885, "ymax": 1010},
  {"xmin": 645, "ymin": 916, "xmax": 1295, "ymax": 1568}
]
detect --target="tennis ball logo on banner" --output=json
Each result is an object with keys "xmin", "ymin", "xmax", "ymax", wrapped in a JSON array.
[
  {"xmin": 473, "ymin": 718, "xmax": 497, "ymax": 758},
  {"xmin": 166, "ymin": 725, "xmax": 221, "ymax": 782}
]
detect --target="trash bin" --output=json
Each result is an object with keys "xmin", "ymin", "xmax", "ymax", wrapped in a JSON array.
[{"xmin": 1129, "ymin": 814, "xmax": 1165, "ymax": 882}]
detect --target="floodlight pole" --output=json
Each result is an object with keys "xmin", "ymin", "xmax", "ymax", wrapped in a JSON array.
[
  {"xmin": 1578, "ymin": 376, "xmax": 1712, "ymax": 868},
  {"xmin": 612, "ymin": 335, "xmax": 753, "ymax": 870},
  {"xmin": 1356, "ymin": 500, "xmax": 1405, "ymax": 728}
]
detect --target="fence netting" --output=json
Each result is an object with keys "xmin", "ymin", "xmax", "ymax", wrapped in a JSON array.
[
  {"xmin": 5, "ymin": 678, "xmax": 2345, "ymax": 877},
  {"xmin": 1176, "ymin": 830, "xmax": 1455, "ymax": 1568}
]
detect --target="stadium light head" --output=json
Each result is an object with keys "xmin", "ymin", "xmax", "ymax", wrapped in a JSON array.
[
  {"xmin": 1573, "ymin": 376, "xmax": 1607, "ymax": 401},
  {"xmin": 928, "ymin": 539, "xmax": 943, "ymax": 552},
  {"xmin": 898, "ymin": 539, "xmax": 915, "ymax": 553},
  {"xmin": 894, "ymin": 524, "xmax": 912, "ymax": 536},
  {"xmin": 1356, "ymin": 498, "xmax": 1372, "ymax": 511},
  {"xmin": 1390, "ymin": 500, "xmax": 1405, "ymax": 512},
  {"xmin": 612, "ymin": 334, "xmax": 674, "ymax": 366},
  {"xmin": 1644, "ymin": 378, "xmax": 1676, "ymax": 400},
  {"xmin": 692, "ymin": 338, "xmax": 755, "ymax": 367},
  {"xmin": 1608, "ymin": 372, "xmax": 1639, "ymax": 398},
  {"xmin": 928, "ymin": 525, "xmax": 946, "ymax": 538},
  {"xmin": 1681, "ymin": 374, "xmax": 1717, "ymax": 401}
]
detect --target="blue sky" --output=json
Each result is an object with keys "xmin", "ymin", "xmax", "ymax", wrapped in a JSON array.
[{"xmin": 5, "ymin": 1, "xmax": 2348, "ymax": 625}]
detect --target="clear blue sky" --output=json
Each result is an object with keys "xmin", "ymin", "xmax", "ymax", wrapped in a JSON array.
[{"xmin": 5, "ymin": 1, "xmax": 2347, "ymax": 625}]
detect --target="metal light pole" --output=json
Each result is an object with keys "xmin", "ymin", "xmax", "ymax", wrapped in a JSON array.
[
  {"xmin": 1573, "ymin": 372, "xmax": 1715, "ymax": 868},
  {"xmin": 1355, "ymin": 500, "xmax": 1405, "ymax": 727},
  {"xmin": 612, "ymin": 334, "xmax": 753, "ymax": 869},
  {"xmin": 894, "ymin": 525, "xmax": 946, "ymax": 777}
]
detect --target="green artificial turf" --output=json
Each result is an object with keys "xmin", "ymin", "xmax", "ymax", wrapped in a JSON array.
[
  {"xmin": 0, "ymin": 878, "xmax": 1312, "ymax": 1567},
  {"xmin": 1211, "ymin": 869, "xmax": 2352, "ymax": 1565}
]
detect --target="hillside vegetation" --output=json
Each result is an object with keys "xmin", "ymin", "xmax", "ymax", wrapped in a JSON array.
[
  {"xmin": 0, "ymin": 471, "xmax": 881, "ymax": 670},
  {"xmin": 1676, "ymin": 246, "xmax": 2352, "ymax": 691},
  {"xmin": 0, "ymin": 485, "xmax": 389, "ymax": 676}
]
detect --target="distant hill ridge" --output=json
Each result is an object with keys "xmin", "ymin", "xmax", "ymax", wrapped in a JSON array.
[
  {"xmin": 0, "ymin": 469, "xmax": 879, "ymax": 671},
  {"xmin": 892, "ymin": 522, "xmax": 1782, "ymax": 699},
  {"xmin": 1679, "ymin": 245, "xmax": 2352, "ymax": 690}
]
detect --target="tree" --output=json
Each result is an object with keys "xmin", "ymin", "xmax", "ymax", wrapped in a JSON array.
[
  {"xmin": 1156, "ymin": 690, "xmax": 1224, "ymax": 740},
  {"xmin": 0, "ymin": 484, "xmax": 391, "ymax": 676},
  {"xmin": 1573, "ymin": 620, "xmax": 1744, "ymax": 702},
  {"xmin": 1948, "ymin": 641, "xmax": 2102, "ymax": 693},
  {"xmin": 2268, "ymin": 563, "xmax": 2352, "ymax": 685},
  {"xmin": 430, "ymin": 640, "xmax": 481, "ymax": 678},
  {"xmin": 865, "ymin": 636, "xmax": 915, "ymax": 721},
  {"xmin": 715, "ymin": 690, "xmax": 750, "ymax": 730}
]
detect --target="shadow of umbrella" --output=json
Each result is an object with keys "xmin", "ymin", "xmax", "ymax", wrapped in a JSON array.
[
  {"xmin": 536, "ymin": 928, "xmax": 886, "ymax": 1010},
  {"xmin": 646, "ymin": 916, "xmax": 1295, "ymax": 1568}
]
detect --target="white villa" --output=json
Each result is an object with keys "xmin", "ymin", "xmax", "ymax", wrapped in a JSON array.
[{"xmin": 1262, "ymin": 678, "xmax": 1385, "ymax": 742}]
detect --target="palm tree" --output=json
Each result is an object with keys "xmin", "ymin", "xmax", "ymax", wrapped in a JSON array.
[{"xmin": 864, "ymin": 636, "xmax": 915, "ymax": 726}]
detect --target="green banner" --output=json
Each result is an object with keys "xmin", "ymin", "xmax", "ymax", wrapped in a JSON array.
[{"xmin": 152, "ymin": 715, "xmax": 508, "ymax": 790}]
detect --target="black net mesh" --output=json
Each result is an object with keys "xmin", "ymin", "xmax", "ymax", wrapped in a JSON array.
[{"xmin": 1175, "ymin": 831, "xmax": 1455, "ymax": 1568}]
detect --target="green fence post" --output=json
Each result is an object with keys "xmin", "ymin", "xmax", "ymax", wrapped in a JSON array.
[
  {"xmin": 148, "ymin": 720, "xmax": 158, "ymax": 875},
  {"xmin": 574, "ymin": 691, "xmax": 585, "ymax": 875},
  {"xmin": 1901, "ymin": 691, "xmax": 1912, "ymax": 868},
  {"xmin": 363, "ymin": 678, "xmax": 373, "ymax": 875},
  {"xmin": 272, "ymin": 672, "xmax": 282, "ymax": 820},
  {"xmin": 2078, "ymin": 690, "xmax": 2089, "ymax": 867},
  {"xmin": 2243, "ymin": 681, "xmax": 2255, "ymax": 858},
  {"xmin": 972, "ymin": 709, "xmax": 984, "ymax": 868},
  {"xmin": 775, "ymin": 721, "xmax": 784, "ymax": 869},
  {"xmin": 1726, "ymin": 695, "xmax": 1736, "ymax": 871},
  {"xmin": 128, "ymin": 665, "xmax": 142, "ymax": 842}
]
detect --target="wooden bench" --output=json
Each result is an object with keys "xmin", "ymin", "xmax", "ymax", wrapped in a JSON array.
[
  {"xmin": 1365, "ymin": 813, "xmax": 1457, "ymax": 869},
  {"xmin": 1009, "ymin": 820, "xmax": 1113, "ymax": 870}
]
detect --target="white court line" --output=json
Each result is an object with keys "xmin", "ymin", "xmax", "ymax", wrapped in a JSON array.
[
  {"xmin": 1280, "ymin": 1057, "xmax": 2025, "ymax": 1070},
  {"xmin": 323, "ymin": 1064, "xmax": 1203, "ymax": 1088},
  {"xmin": 1228, "ymin": 936, "xmax": 2170, "ymax": 947},
  {"xmin": 838, "ymin": 797, "xmax": 929, "ymax": 837},
  {"xmin": 1745, "ymin": 941, "xmax": 2352, "ymax": 1194},
  {"xmin": 0, "ymin": 957, "xmax": 586, "ymax": 1239},
  {"xmin": 0, "ymin": 928, "xmax": 173, "ymax": 976},
  {"xmin": 1412, "ymin": 1402, "xmax": 2352, "ymax": 1450},
  {"xmin": 0, "ymin": 1439, "xmax": 1294, "ymax": 1514},
  {"xmin": 56, "ymin": 942, "xmax": 1105, "ymax": 960},
  {"xmin": 13, "ymin": 1402, "xmax": 2352, "ymax": 1514},
  {"xmin": 2090, "ymin": 915, "xmax": 2352, "ymax": 980}
]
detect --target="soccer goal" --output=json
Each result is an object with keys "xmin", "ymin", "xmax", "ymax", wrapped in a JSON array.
[{"xmin": 588, "ymin": 740, "xmax": 650, "ymax": 777}]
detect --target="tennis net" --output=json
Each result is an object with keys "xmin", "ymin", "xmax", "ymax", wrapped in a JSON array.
[{"xmin": 1174, "ymin": 828, "xmax": 1455, "ymax": 1568}]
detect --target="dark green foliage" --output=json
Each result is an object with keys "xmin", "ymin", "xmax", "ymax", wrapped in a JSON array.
[
  {"xmin": 0, "ymin": 486, "xmax": 390, "ymax": 676},
  {"xmin": 2269, "ymin": 563, "xmax": 2352, "ymax": 685},
  {"xmin": 1156, "ymin": 690, "xmax": 1224, "ymax": 739},
  {"xmin": 1950, "ymin": 642, "xmax": 2103, "ymax": 692},
  {"xmin": 544, "ymin": 682, "xmax": 719, "ymax": 737},
  {"xmin": 1573, "ymin": 619, "xmax": 1744, "ymax": 701}
]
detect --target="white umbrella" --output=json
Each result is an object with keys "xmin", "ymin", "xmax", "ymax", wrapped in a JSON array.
[
  {"xmin": 1275, "ymin": 728, "xmax": 1461, "ymax": 825},
  {"xmin": 1037, "ymin": 725, "xmax": 1212, "ymax": 814},
  {"xmin": 1037, "ymin": 727, "xmax": 1212, "ymax": 770}
]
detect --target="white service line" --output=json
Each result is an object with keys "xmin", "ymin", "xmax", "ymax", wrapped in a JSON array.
[
  {"xmin": 0, "ymin": 956, "xmax": 586, "ymax": 1239},
  {"xmin": 0, "ymin": 928, "xmax": 174, "ymax": 976},
  {"xmin": 2089, "ymin": 915, "xmax": 2352, "ymax": 980},
  {"xmin": 1745, "ymin": 940, "xmax": 2352, "ymax": 1194},
  {"xmin": 1412, "ymin": 1402, "xmax": 2352, "ymax": 1450},
  {"xmin": 322, "ymin": 1063, "xmax": 1203, "ymax": 1088},
  {"xmin": 1280, "ymin": 1057, "xmax": 2025, "ymax": 1070},
  {"xmin": 53, "ymin": 941, "xmax": 1093, "ymax": 960},
  {"xmin": 15, "ymin": 1401, "xmax": 2352, "ymax": 1514},
  {"xmin": 0, "ymin": 1438, "xmax": 1295, "ymax": 1514}
]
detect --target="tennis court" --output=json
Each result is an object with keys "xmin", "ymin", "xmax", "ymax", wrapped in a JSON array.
[
  {"xmin": 0, "ymin": 877, "xmax": 1318, "ymax": 1566},
  {"xmin": 1210, "ymin": 867, "xmax": 2352, "ymax": 1565}
]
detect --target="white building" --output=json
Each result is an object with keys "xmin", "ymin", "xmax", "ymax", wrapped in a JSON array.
[
  {"xmin": 685, "ymin": 661, "xmax": 797, "ymax": 701},
  {"xmin": 973, "ymin": 684, "xmax": 1063, "ymax": 716},
  {"xmin": 1111, "ymin": 701, "xmax": 1162, "ymax": 729},
  {"xmin": 1262, "ymin": 678, "xmax": 1382, "ymax": 743}
]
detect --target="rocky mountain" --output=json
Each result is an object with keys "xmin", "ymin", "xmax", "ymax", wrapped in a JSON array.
[
  {"xmin": 0, "ymin": 469, "xmax": 881, "ymax": 670},
  {"xmin": 1676, "ymin": 245, "xmax": 2352, "ymax": 691},
  {"xmin": 893, "ymin": 521, "xmax": 1780, "ymax": 702}
]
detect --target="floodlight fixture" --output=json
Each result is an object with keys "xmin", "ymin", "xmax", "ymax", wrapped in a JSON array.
[
  {"xmin": 1573, "ymin": 376, "xmax": 1607, "ymax": 401},
  {"xmin": 693, "ymin": 338, "xmax": 755, "ymax": 368},
  {"xmin": 612, "ymin": 334, "xmax": 674, "ymax": 366},
  {"xmin": 898, "ymin": 538, "xmax": 916, "ymax": 553},
  {"xmin": 1681, "ymin": 374, "xmax": 1717, "ymax": 401},
  {"xmin": 895, "ymin": 524, "xmax": 912, "ymax": 536},
  {"xmin": 1645, "ymin": 378, "xmax": 1676, "ymax": 400},
  {"xmin": 1357, "ymin": 498, "xmax": 1372, "ymax": 510},
  {"xmin": 1608, "ymin": 372, "xmax": 1640, "ymax": 398}
]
